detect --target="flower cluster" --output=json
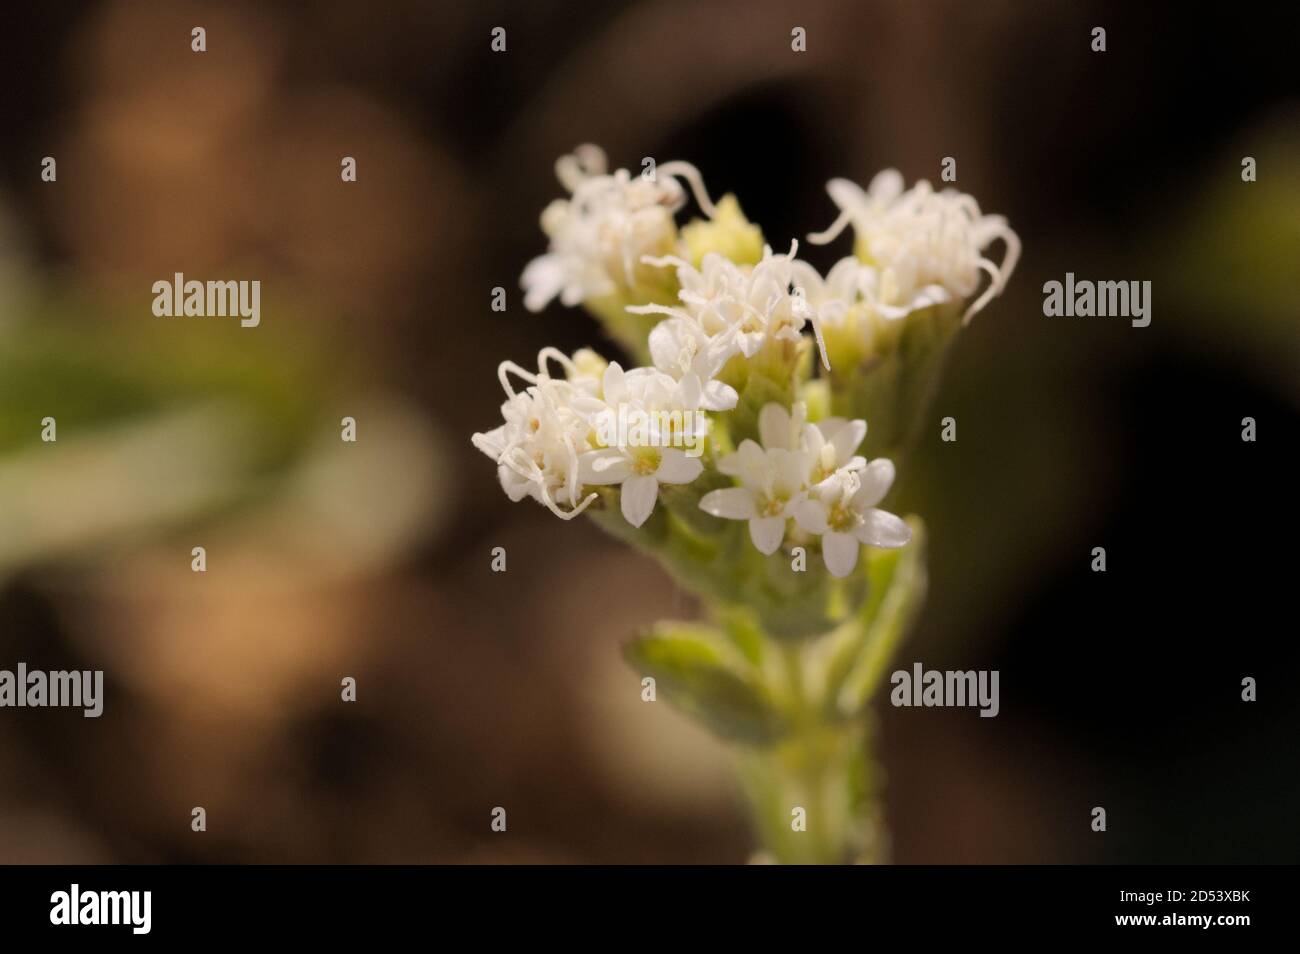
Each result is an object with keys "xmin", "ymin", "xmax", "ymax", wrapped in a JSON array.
[
  {"xmin": 699, "ymin": 402, "xmax": 908, "ymax": 577},
  {"xmin": 807, "ymin": 169, "xmax": 1021, "ymax": 326},
  {"xmin": 474, "ymin": 146, "xmax": 1019, "ymax": 579}
]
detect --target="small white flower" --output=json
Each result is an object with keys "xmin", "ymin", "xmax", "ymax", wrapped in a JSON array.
[
  {"xmin": 576, "ymin": 361, "xmax": 706, "ymax": 527},
  {"xmin": 520, "ymin": 145, "xmax": 718, "ymax": 312},
  {"xmin": 808, "ymin": 169, "xmax": 1020, "ymax": 325},
  {"xmin": 803, "ymin": 417, "xmax": 868, "ymax": 486},
  {"xmin": 646, "ymin": 315, "xmax": 740, "ymax": 411},
  {"xmin": 757, "ymin": 402, "xmax": 866, "ymax": 486},
  {"xmin": 471, "ymin": 348, "xmax": 601, "ymax": 520},
  {"xmin": 699, "ymin": 439, "xmax": 810, "ymax": 554},
  {"xmin": 792, "ymin": 460, "xmax": 910, "ymax": 578},
  {"xmin": 631, "ymin": 241, "xmax": 831, "ymax": 374},
  {"xmin": 579, "ymin": 446, "xmax": 702, "ymax": 528}
]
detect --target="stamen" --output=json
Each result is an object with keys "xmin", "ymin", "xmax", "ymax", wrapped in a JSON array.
[
  {"xmin": 498, "ymin": 360, "xmax": 538, "ymax": 398},
  {"xmin": 537, "ymin": 347, "xmax": 577, "ymax": 380},
  {"xmin": 807, "ymin": 208, "xmax": 854, "ymax": 246},
  {"xmin": 657, "ymin": 161, "xmax": 717, "ymax": 219}
]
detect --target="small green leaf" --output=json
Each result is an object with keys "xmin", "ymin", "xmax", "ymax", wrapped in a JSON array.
[{"xmin": 625, "ymin": 623, "xmax": 787, "ymax": 745}]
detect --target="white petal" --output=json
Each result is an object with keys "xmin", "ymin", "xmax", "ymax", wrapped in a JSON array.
[
  {"xmin": 621, "ymin": 475, "xmax": 659, "ymax": 528},
  {"xmin": 647, "ymin": 321, "xmax": 680, "ymax": 372},
  {"xmin": 830, "ymin": 419, "xmax": 868, "ymax": 463},
  {"xmin": 718, "ymin": 439, "xmax": 765, "ymax": 478},
  {"xmin": 855, "ymin": 509, "xmax": 911, "ymax": 548},
  {"xmin": 773, "ymin": 448, "xmax": 812, "ymax": 494},
  {"xmin": 701, "ymin": 380, "xmax": 738, "ymax": 411},
  {"xmin": 748, "ymin": 515, "xmax": 786, "ymax": 555},
  {"xmin": 655, "ymin": 448, "xmax": 703, "ymax": 484},
  {"xmin": 520, "ymin": 255, "xmax": 565, "ymax": 312},
  {"xmin": 499, "ymin": 465, "xmax": 531, "ymax": 502},
  {"xmin": 792, "ymin": 499, "xmax": 828, "ymax": 534},
  {"xmin": 822, "ymin": 531, "xmax": 860, "ymax": 578},
  {"xmin": 602, "ymin": 362, "xmax": 626, "ymax": 404},
  {"xmin": 700, "ymin": 488, "xmax": 757, "ymax": 520},
  {"xmin": 759, "ymin": 403, "xmax": 792, "ymax": 450},
  {"xmin": 854, "ymin": 458, "xmax": 896, "ymax": 508},
  {"xmin": 677, "ymin": 372, "xmax": 702, "ymax": 410},
  {"xmin": 471, "ymin": 425, "xmax": 508, "ymax": 460},
  {"xmin": 867, "ymin": 169, "xmax": 904, "ymax": 203},
  {"xmin": 827, "ymin": 177, "xmax": 868, "ymax": 211},
  {"xmin": 579, "ymin": 449, "xmax": 631, "ymax": 485}
]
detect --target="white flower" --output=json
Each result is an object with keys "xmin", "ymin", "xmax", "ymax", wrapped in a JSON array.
[
  {"xmin": 792, "ymin": 460, "xmax": 910, "ymax": 578},
  {"xmin": 807, "ymin": 169, "xmax": 1020, "ymax": 325},
  {"xmin": 631, "ymin": 241, "xmax": 831, "ymax": 375},
  {"xmin": 645, "ymin": 315, "xmax": 740, "ymax": 411},
  {"xmin": 471, "ymin": 348, "xmax": 601, "ymax": 520},
  {"xmin": 699, "ymin": 439, "xmax": 810, "ymax": 554},
  {"xmin": 520, "ymin": 145, "xmax": 718, "ymax": 312},
  {"xmin": 757, "ymin": 402, "xmax": 866, "ymax": 485},
  {"xmin": 576, "ymin": 362, "xmax": 706, "ymax": 527},
  {"xmin": 803, "ymin": 417, "xmax": 868, "ymax": 486}
]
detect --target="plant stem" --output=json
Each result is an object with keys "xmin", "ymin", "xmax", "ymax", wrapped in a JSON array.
[{"xmin": 739, "ymin": 635, "xmax": 884, "ymax": 864}]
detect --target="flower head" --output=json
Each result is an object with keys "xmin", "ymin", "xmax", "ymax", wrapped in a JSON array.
[
  {"xmin": 578, "ymin": 361, "xmax": 707, "ymax": 527},
  {"xmin": 470, "ymin": 348, "xmax": 603, "ymax": 520},
  {"xmin": 808, "ymin": 169, "xmax": 1020, "ymax": 325},
  {"xmin": 521, "ymin": 145, "xmax": 718, "ymax": 312},
  {"xmin": 700, "ymin": 438, "xmax": 811, "ymax": 554},
  {"xmin": 792, "ymin": 460, "xmax": 911, "ymax": 577},
  {"xmin": 632, "ymin": 241, "xmax": 831, "ymax": 376}
]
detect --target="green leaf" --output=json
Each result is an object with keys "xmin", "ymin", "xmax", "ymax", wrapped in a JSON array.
[{"xmin": 624, "ymin": 623, "xmax": 787, "ymax": 745}]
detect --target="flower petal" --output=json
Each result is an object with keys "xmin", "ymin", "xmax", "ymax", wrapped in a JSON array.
[
  {"xmin": 655, "ymin": 448, "xmax": 703, "ymax": 484},
  {"xmin": 578, "ymin": 449, "xmax": 631, "ymax": 485},
  {"xmin": 521, "ymin": 255, "xmax": 565, "ymax": 312},
  {"xmin": 855, "ymin": 509, "xmax": 911, "ymax": 548},
  {"xmin": 773, "ymin": 448, "xmax": 812, "ymax": 494},
  {"xmin": 700, "ymin": 488, "xmax": 757, "ymax": 520},
  {"xmin": 793, "ymin": 499, "xmax": 828, "ymax": 534},
  {"xmin": 677, "ymin": 372, "xmax": 702, "ymax": 411},
  {"xmin": 602, "ymin": 362, "xmax": 626, "ymax": 405},
  {"xmin": 701, "ymin": 380, "xmax": 738, "ymax": 411},
  {"xmin": 759, "ymin": 403, "xmax": 792, "ymax": 450},
  {"xmin": 718, "ymin": 439, "xmax": 765, "ymax": 478},
  {"xmin": 748, "ymin": 515, "xmax": 787, "ymax": 555},
  {"xmin": 620, "ymin": 475, "xmax": 659, "ymax": 528},
  {"xmin": 822, "ymin": 530, "xmax": 860, "ymax": 578},
  {"xmin": 471, "ymin": 425, "xmax": 508, "ymax": 460},
  {"xmin": 830, "ymin": 419, "xmax": 868, "ymax": 463},
  {"xmin": 854, "ymin": 458, "xmax": 896, "ymax": 508}
]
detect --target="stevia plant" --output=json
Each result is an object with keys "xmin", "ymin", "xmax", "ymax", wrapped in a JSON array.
[{"xmin": 473, "ymin": 146, "xmax": 1019, "ymax": 863}]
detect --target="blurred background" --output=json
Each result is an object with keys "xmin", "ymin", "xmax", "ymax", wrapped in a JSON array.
[{"xmin": 0, "ymin": 0, "xmax": 1297, "ymax": 863}]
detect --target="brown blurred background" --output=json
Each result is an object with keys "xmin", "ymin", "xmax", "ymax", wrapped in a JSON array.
[{"xmin": 0, "ymin": 0, "xmax": 1297, "ymax": 863}]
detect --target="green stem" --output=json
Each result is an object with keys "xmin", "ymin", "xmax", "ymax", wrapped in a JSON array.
[{"xmin": 738, "ymin": 635, "xmax": 884, "ymax": 864}]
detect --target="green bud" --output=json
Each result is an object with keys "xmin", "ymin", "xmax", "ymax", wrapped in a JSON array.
[{"xmin": 680, "ymin": 194, "xmax": 764, "ymax": 268}]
